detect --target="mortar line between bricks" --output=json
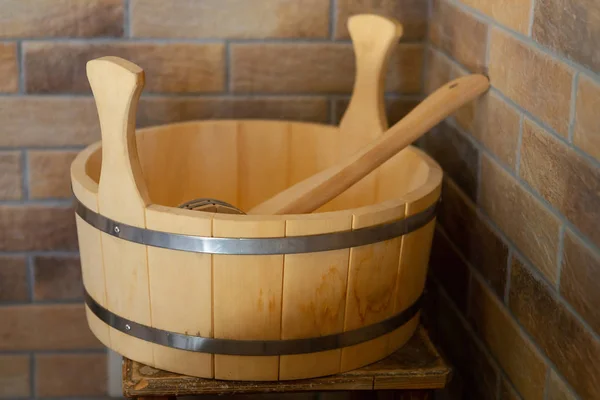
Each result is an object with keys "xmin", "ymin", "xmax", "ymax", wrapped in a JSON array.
[
  {"xmin": 224, "ymin": 41, "xmax": 231, "ymax": 93},
  {"xmin": 436, "ymin": 225, "xmax": 570, "ymax": 400},
  {"xmin": 515, "ymin": 114, "xmax": 524, "ymax": 175},
  {"xmin": 17, "ymin": 40, "xmax": 24, "ymax": 94},
  {"xmin": 21, "ymin": 149, "xmax": 30, "ymax": 200},
  {"xmin": 125, "ymin": 0, "xmax": 132, "ymax": 38},
  {"xmin": 429, "ymin": 44, "xmax": 600, "ymax": 171},
  {"xmin": 0, "ymin": 349, "xmax": 107, "ymax": 356},
  {"xmin": 0, "ymin": 251, "xmax": 79, "ymax": 257},
  {"xmin": 7, "ymin": 297, "xmax": 86, "ymax": 305},
  {"xmin": 31, "ymin": 351, "xmax": 36, "ymax": 399},
  {"xmin": 555, "ymin": 226, "xmax": 566, "ymax": 291},
  {"xmin": 26, "ymin": 254, "xmax": 34, "ymax": 302},
  {"xmin": 528, "ymin": 0, "xmax": 536, "ymax": 37},
  {"xmin": 445, "ymin": 115, "xmax": 600, "ymax": 258},
  {"xmin": 568, "ymin": 72, "xmax": 580, "ymax": 143},
  {"xmin": 503, "ymin": 250, "xmax": 513, "ymax": 305},
  {"xmin": 329, "ymin": 98, "xmax": 336, "ymax": 125},
  {"xmin": 0, "ymin": 199, "xmax": 73, "ymax": 206},
  {"xmin": 329, "ymin": 0, "xmax": 336, "ymax": 40},
  {"xmin": 543, "ymin": 368, "xmax": 551, "ymax": 400},
  {"xmin": 446, "ymin": 0, "xmax": 600, "ymax": 82}
]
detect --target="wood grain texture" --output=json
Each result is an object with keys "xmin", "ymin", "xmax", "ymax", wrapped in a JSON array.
[
  {"xmin": 87, "ymin": 57, "xmax": 153, "ymax": 364},
  {"xmin": 341, "ymin": 200, "xmax": 406, "ymax": 371},
  {"xmin": 123, "ymin": 327, "xmax": 450, "ymax": 397},
  {"xmin": 279, "ymin": 213, "xmax": 352, "ymax": 379},
  {"xmin": 70, "ymin": 143, "xmax": 110, "ymax": 349},
  {"xmin": 212, "ymin": 215, "xmax": 286, "ymax": 380},
  {"xmin": 145, "ymin": 205, "xmax": 214, "ymax": 378}
]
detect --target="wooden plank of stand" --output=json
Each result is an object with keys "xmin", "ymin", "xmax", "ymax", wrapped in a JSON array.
[
  {"xmin": 212, "ymin": 215, "xmax": 286, "ymax": 380},
  {"xmin": 279, "ymin": 212, "xmax": 353, "ymax": 380},
  {"xmin": 122, "ymin": 327, "xmax": 450, "ymax": 397},
  {"xmin": 145, "ymin": 205, "xmax": 214, "ymax": 378},
  {"xmin": 340, "ymin": 200, "xmax": 406, "ymax": 372}
]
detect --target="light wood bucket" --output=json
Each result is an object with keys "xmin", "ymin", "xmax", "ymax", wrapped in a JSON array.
[{"xmin": 71, "ymin": 15, "xmax": 442, "ymax": 381}]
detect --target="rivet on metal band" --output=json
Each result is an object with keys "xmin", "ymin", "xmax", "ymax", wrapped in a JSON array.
[
  {"xmin": 74, "ymin": 199, "xmax": 438, "ymax": 255},
  {"xmin": 84, "ymin": 289, "xmax": 423, "ymax": 356}
]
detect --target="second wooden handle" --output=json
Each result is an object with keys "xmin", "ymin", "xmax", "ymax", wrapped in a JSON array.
[{"xmin": 248, "ymin": 74, "xmax": 490, "ymax": 215}]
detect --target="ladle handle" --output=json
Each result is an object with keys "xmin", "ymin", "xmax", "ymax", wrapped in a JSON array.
[{"xmin": 248, "ymin": 74, "xmax": 490, "ymax": 215}]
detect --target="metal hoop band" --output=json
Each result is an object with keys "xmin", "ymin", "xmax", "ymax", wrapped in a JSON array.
[
  {"xmin": 85, "ymin": 289, "xmax": 422, "ymax": 356},
  {"xmin": 75, "ymin": 199, "xmax": 438, "ymax": 255}
]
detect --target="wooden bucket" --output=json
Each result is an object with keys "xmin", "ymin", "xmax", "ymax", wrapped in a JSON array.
[{"xmin": 70, "ymin": 16, "xmax": 442, "ymax": 381}]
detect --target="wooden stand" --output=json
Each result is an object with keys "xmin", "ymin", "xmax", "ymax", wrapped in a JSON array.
[{"xmin": 122, "ymin": 327, "xmax": 450, "ymax": 399}]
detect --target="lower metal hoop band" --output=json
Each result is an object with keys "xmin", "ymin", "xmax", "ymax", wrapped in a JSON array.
[
  {"xmin": 75, "ymin": 199, "xmax": 438, "ymax": 255},
  {"xmin": 85, "ymin": 290, "xmax": 422, "ymax": 356}
]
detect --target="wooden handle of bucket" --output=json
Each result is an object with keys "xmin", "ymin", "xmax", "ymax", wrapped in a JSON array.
[
  {"xmin": 339, "ymin": 14, "xmax": 403, "ymax": 143},
  {"xmin": 87, "ymin": 56, "xmax": 150, "ymax": 226},
  {"xmin": 248, "ymin": 74, "xmax": 490, "ymax": 215}
]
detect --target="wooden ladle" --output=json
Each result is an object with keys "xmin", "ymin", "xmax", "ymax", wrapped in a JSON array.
[{"xmin": 248, "ymin": 74, "xmax": 490, "ymax": 215}]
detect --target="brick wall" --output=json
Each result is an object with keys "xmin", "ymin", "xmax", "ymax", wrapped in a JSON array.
[
  {"xmin": 0, "ymin": 0, "xmax": 427, "ymax": 398},
  {"xmin": 421, "ymin": 0, "xmax": 600, "ymax": 399}
]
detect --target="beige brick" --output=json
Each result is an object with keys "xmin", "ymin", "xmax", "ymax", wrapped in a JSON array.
[
  {"xmin": 461, "ymin": 0, "xmax": 532, "ymax": 34},
  {"xmin": 0, "ymin": 97, "xmax": 100, "ymax": 147},
  {"xmin": 424, "ymin": 48, "xmax": 463, "ymax": 94},
  {"xmin": 480, "ymin": 155, "xmax": 560, "ymax": 282},
  {"xmin": 0, "ymin": 304, "xmax": 102, "ymax": 350},
  {"xmin": 429, "ymin": 0, "xmax": 488, "ymax": 72},
  {"xmin": 438, "ymin": 179, "xmax": 508, "ymax": 297},
  {"xmin": 28, "ymin": 151, "xmax": 78, "ymax": 199},
  {"xmin": 548, "ymin": 369, "xmax": 577, "ymax": 400},
  {"xmin": 435, "ymin": 290, "xmax": 499, "ymax": 399},
  {"xmin": 0, "ymin": 42, "xmax": 17, "ymax": 92},
  {"xmin": 561, "ymin": 230, "xmax": 600, "ymax": 336},
  {"xmin": 0, "ymin": 0, "xmax": 123, "ymax": 38},
  {"xmin": 36, "ymin": 353, "xmax": 106, "ymax": 397},
  {"xmin": 520, "ymin": 119, "xmax": 600, "ymax": 248},
  {"xmin": 230, "ymin": 43, "xmax": 423, "ymax": 94},
  {"xmin": 24, "ymin": 42, "xmax": 225, "ymax": 93},
  {"xmin": 335, "ymin": 0, "xmax": 428, "ymax": 40},
  {"xmin": 421, "ymin": 122, "xmax": 479, "ymax": 200},
  {"xmin": 0, "ymin": 205, "xmax": 78, "ymax": 251},
  {"xmin": 132, "ymin": 0, "xmax": 329, "ymax": 39},
  {"xmin": 470, "ymin": 277, "xmax": 547, "ymax": 400},
  {"xmin": 489, "ymin": 28, "xmax": 573, "ymax": 136},
  {"xmin": 574, "ymin": 74, "xmax": 600, "ymax": 162},
  {"xmin": 501, "ymin": 379, "xmax": 521, "ymax": 400},
  {"xmin": 455, "ymin": 92, "xmax": 521, "ymax": 170},
  {"xmin": 0, "ymin": 355, "xmax": 30, "ymax": 398},
  {"xmin": 532, "ymin": 0, "xmax": 600, "ymax": 73},
  {"xmin": 0, "ymin": 151, "xmax": 22, "ymax": 199},
  {"xmin": 0, "ymin": 256, "xmax": 28, "ymax": 302},
  {"xmin": 138, "ymin": 96, "xmax": 330, "ymax": 127},
  {"xmin": 510, "ymin": 258, "xmax": 600, "ymax": 400},
  {"xmin": 429, "ymin": 229, "xmax": 471, "ymax": 313},
  {"xmin": 34, "ymin": 256, "xmax": 82, "ymax": 301}
]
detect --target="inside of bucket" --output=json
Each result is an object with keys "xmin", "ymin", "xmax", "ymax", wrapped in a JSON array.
[{"xmin": 84, "ymin": 120, "xmax": 431, "ymax": 213}]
